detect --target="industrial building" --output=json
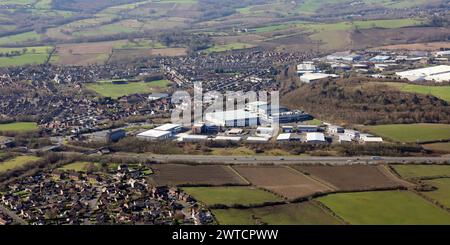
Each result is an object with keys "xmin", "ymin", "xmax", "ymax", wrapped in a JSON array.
[
  {"xmin": 153, "ymin": 124, "xmax": 182, "ymax": 134},
  {"xmin": 297, "ymin": 62, "xmax": 317, "ymax": 75},
  {"xmin": 326, "ymin": 51, "xmax": 362, "ymax": 62},
  {"xmin": 395, "ymin": 65, "xmax": 450, "ymax": 82},
  {"xmin": 276, "ymin": 133, "xmax": 292, "ymax": 142},
  {"xmin": 360, "ymin": 134, "xmax": 383, "ymax": 144},
  {"xmin": 300, "ymin": 73, "xmax": 338, "ymax": 83},
  {"xmin": 214, "ymin": 136, "xmax": 242, "ymax": 142},
  {"xmin": 256, "ymin": 126, "xmax": 275, "ymax": 137},
  {"xmin": 137, "ymin": 123, "xmax": 182, "ymax": 140},
  {"xmin": 180, "ymin": 135, "xmax": 209, "ymax": 142},
  {"xmin": 90, "ymin": 129, "xmax": 126, "ymax": 143},
  {"xmin": 206, "ymin": 102, "xmax": 311, "ymax": 127},
  {"xmin": 327, "ymin": 125, "xmax": 344, "ymax": 134},
  {"xmin": 137, "ymin": 129, "xmax": 172, "ymax": 141},
  {"xmin": 246, "ymin": 136, "xmax": 270, "ymax": 143},
  {"xmin": 297, "ymin": 125, "xmax": 319, "ymax": 133},
  {"xmin": 205, "ymin": 109, "xmax": 259, "ymax": 127},
  {"xmin": 306, "ymin": 132, "xmax": 326, "ymax": 143}
]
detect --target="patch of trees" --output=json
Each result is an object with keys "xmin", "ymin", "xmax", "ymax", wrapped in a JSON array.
[
  {"xmin": 282, "ymin": 79, "xmax": 450, "ymax": 125},
  {"xmin": 429, "ymin": 16, "xmax": 450, "ymax": 27},
  {"xmin": 158, "ymin": 33, "xmax": 212, "ymax": 54}
]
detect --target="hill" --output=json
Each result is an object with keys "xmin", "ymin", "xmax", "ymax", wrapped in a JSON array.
[{"xmin": 282, "ymin": 79, "xmax": 450, "ymax": 125}]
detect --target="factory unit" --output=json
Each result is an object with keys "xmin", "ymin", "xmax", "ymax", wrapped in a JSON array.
[
  {"xmin": 205, "ymin": 109, "xmax": 259, "ymax": 127},
  {"xmin": 137, "ymin": 123, "xmax": 182, "ymax": 141},
  {"xmin": 137, "ymin": 129, "xmax": 172, "ymax": 141},
  {"xmin": 395, "ymin": 65, "xmax": 450, "ymax": 82},
  {"xmin": 300, "ymin": 73, "xmax": 338, "ymax": 83},
  {"xmin": 306, "ymin": 132, "xmax": 326, "ymax": 143},
  {"xmin": 297, "ymin": 125, "xmax": 319, "ymax": 133}
]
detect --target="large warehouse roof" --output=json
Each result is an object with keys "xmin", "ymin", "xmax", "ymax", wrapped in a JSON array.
[
  {"xmin": 137, "ymin": 129, "xmax": 171, "ymax": 138},
  {"xmin": 396, "ymin": 65, "xmax": 450, "ymax": 82}
]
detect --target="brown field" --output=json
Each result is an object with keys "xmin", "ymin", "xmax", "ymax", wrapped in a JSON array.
[
  {"xmin": 294, "ymin": 165, "xmax": 413, "ymax": 191},
  {"xmin": 109, "ymin": 48, "xmax": 186, "ymax": 62},
  {"xmin": 212, "ymin": 34, "xmax": 264, "ymax": 45},
  {"xmin": 233, "ymin": 166, "xmax": 332, "ymax": 200},
  {"xmin": 150, "ymin": 164, "xmax": 248, "ymax": 186},
  {"xmin": 371, "ymin": 42, "xmax": 450, "ymax": 51},
  {"xmin": 351, "ymin": 27, "xmax": 450, "ymax": 50},
  {"xmin": 51, "ymin": 41, "xmax": 119, "ymax": 65}
]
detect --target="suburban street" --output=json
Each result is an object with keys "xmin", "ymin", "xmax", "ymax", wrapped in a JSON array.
[{"xmin": 113, "ymin": 153, "xmax": 450, "ymax": 165}]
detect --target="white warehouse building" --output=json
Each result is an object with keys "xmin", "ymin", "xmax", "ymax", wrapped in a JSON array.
[
  {"xmin": 395, "ymin": 65, "xmax": 450, "ymax": 82},
  {"xmin": 205, "ymin": 109, "xmax": 259, "ymax": 127}
]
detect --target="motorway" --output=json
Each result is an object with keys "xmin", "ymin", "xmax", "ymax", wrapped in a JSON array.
[{"xmin": 113, "ymin": 153, "xmax": 450, "ymax": 165}]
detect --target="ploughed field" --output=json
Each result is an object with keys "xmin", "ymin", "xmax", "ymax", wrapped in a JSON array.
[
  {"xmin": 150, "ymin": 164, "xmax": 248, "ymax": 186},
  {"xmin": 294, "ymin": 165, "xmax": 413, "ymax": 191},
  {"xmin": 233, "ymin": 166, "xmax": 332, "ymax": 200}
]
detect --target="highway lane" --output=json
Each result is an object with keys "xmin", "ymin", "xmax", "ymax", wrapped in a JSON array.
[{"xmin": 113, "ymin": 153, "xmax": 450, "ymax": 165}]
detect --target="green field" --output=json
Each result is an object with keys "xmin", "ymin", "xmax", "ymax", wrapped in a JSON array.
[
  {"xmin": 182, "ymin": 187, "xmax": 282, "ymax": 207},
  {"xmin": 318, "ymin": 191, "xmax": 450, "ymax": 224},
  {"xmin": 0, "ymin": 156, "xmax": 42, "ymax": 173},
  {"xmin": 0, "ymin": 122, "xmax": 38, "ymax": 132},
  {"xmin": 392, "ymin": 165, "xmax": 450, "ymax": 179},
  {"xmin": 383, "ymin": 83, "xmax": 450, "ymax": 102},
  {"xmin": 0, "ymin": 31, "xmax": 42, "ymax": 46},
  {"xmin": 422, "ymin": 178, "xmax": 450, "ymax": 208},
  {"xmin": 205, "ymin": 43, "xmax": 255, "ymax": 53},
  {"xmin": 364, "ymin": 124, "xmax": 450, "ymax": 143},
  {"xmin": 0, "ymin": 46, "xmax": 53, "ymax": 67},
  {"xmin": 252, "ymin": 18, "xmax": 423, "ymax": 33},
  {"xmin": 86, "ymin": 80, "xmax": 171, "ymax": 99},
  {"xmin": 213, "ymin": 203, "xmax": 343, "ymax": 225},
  {"xmin": 59, "ymin": 162, "xmax": 100, "ymax": 172}
]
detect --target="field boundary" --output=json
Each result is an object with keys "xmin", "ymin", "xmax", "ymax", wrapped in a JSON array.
[
  {"xmin": 227, "ymin": 165, "xmax": 250, "ymax": 185},
  {"xmin": 286, "ymin": 165, "xmax": 338, "ymax": 190},
  {"xmin": 311, "ymin": 200, "xmax": 349, "ymax": 225},
  {"xmin": 412, "ymin": 189, "xmax": 450, "ymax": 214}
]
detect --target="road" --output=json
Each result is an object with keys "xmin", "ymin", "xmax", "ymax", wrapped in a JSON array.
[{"xmin": 113, "ymin": 153, "xmax": 450, "ymax": 165}]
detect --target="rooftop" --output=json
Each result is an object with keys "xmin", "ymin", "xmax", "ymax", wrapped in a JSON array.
[{"xmin": 137, "ymin": 129, "xmax": 171, "ymax": 138}]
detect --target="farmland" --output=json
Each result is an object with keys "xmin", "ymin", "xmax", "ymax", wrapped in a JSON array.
[
  {"xmin": 233, "ymin": 166, "xmax": 332, "ymax": 200},
  {"xmin": 213, "ymin": 203, "xmax": 344, "ymax": 225},
  {"xmin": 318, "ymin": 191, "xmax": 450, "ymax": 224},
  {"xmin": 423, "ymin": 142, "xmax": 450, "ymax": 153},
  {"xmin": 150, "ymin": 164, "xmax": 248, "ymax": 186},
  {"xmin": 0, "ymin": 122, "xmax": 38, "ymax": 132},
  {"xmin": 85, "ymin": 80, "xmax": 171, "ymax": 99},
  {"xmin": 0, "ymin": 46, "xmax": 54, "ymax": 67},
  {"xmin": 0, "ymin": 156, "xmax": 42, "ymax": 174},
  {"xmin": 295, "ymin": 165, "xmax": 412, "ymax": 191},
  {"xmin": 364, "ymin": 124, "xmax": 450, "ymax": 143},
  {"xmin": 205, "ymin": 43, "xmax": 255, "ymax": 53},
  {"xmin": 59, "ymin": 162, "xmax": 101, "ymax": 172},
  {"xmin": 382, "ymin": 83, "xmax": 450, "ymax": 103},
  {"xmin": 182, "ymin": 187, "xmax": 282, "ymax": 207},
  {"xmin": 391, "ymin": 165, "xmax": 450, "ymax": 179},
  {"xmin": 421, "ymin": 178, "xmax": 450, "ymax": 208}
]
